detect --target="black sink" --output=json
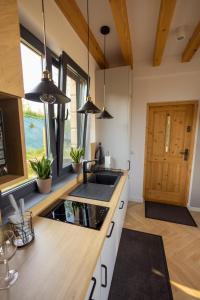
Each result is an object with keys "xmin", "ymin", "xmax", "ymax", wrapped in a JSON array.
[
  {"xmin": 88, "ymin": 174, "xmax": 118, "ymax": 186},
  {"xmin": 69, "ymin": 171, "xmax": 122, "ymax": 201}
]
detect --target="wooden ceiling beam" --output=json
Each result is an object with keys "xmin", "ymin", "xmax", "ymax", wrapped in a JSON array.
[
  {"xmin": 153, "ymin": 0, "xmax": 176, "ymax": 66},
  {"xmin": 182, "ymin": 21, "xmax": 200, "ymax": 62},
  {"xmin": 55, "ymin": 0, "xmax": 108, "ymax": 69},
  {"xmin": 109, "ymin": 0, "xmax": 133, "ymax": 68}
]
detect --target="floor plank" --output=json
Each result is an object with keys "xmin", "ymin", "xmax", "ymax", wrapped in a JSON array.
[{"xmin": 124, "ymin": 202, "xmax": 200, "ymax": 300}]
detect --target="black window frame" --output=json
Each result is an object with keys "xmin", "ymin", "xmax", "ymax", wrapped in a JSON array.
[
  {"xmin": 57, "ymin": 51, "xmax": 88, "ymax": 176},
  {"xmin": 1, "ymin": 25, "xmax": 88, "ymax": 198},
  {"xmin": 20, "ymin": 25, "xmax": 59, "ymax": 182}
]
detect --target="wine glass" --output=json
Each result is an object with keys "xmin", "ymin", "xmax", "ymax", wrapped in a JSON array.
[{"xmin": 0, "ymin": 230, "xmax": 18, "ymax": 289}]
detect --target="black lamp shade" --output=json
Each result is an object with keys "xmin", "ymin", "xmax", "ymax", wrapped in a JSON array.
[
  {"xmin": 25, "ymin": 71, "xmax": 70, "ymax": 104},
  {"xmin": 77, "ymin": 97, "xmax": 101, "ymax": 114},
  {"xmin": 97, "ymin": 107, "xmax": 113, "ymax": 119}
]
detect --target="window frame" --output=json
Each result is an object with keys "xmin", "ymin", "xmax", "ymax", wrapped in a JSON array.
[
  {"xmin": 57, "ymin": 51, "xmax": 88, "ymax": 176},
  {"xmin": 1, "ymin": 25, "xmax": 89, "ymax": 199},
  {"xmin": 20, "ymin": 25, "xmax": 59, "ymax": 183}
]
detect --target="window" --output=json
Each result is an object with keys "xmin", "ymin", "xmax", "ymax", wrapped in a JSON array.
[
  {"xmin": 20, "ymin": 43, "xmax": 47, "ymax": 179},
  {"xmin": 2, "ymin": 27, "xmax": 88, "ymax": 194},
  {"xmin": 20, "ymin": 38, "xmax": 60, "ymax": 181},
  {"xmin": 63, "ymin": 67, "xmax": 87, "ymax": 166},
  {"xmin": 58, "ymin": 51, "xmax": 88, "ymax": 175}
]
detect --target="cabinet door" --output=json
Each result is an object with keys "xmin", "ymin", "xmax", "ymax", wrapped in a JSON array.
[
  {"xmin": 86, "ymin": 177, "xmax": 129, "ymax": 300},
  {"xmin": 0, "ymin": 0, "xmax": 24, "ymax": 97},
  {"xmin": 119, "ymin": 178, "xmax": 129, "ymax": 229},
  {"xmin": 84, "ymin": 258, "xmax": 101, "ymax": 300},
  {"xmin": 116, "ymin": 177, "xmax": 129, "ymax": 246},
  {"xmin": 100, "ymin": 211, "xmax": 119, "ymax": 300}
]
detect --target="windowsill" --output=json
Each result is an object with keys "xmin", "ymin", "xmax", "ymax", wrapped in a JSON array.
[{"xmin": 1, "ymin": 172, "xmax": 79, "ymax": 224}]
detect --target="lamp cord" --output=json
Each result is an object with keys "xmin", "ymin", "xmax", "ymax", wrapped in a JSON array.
[
  {"xmin": 87, "ymin": 0, "xmax": 90, "ymax": 98},
  {"xmin": 41, "ymin": 0, "xmax": 47, "ymax": 70},
  {"xmin": 103, "ymin": 34, "xmax": 106, "ymax": 108}
]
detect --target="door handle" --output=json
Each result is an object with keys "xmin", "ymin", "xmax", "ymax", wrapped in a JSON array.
[
  {"xmin": 106, "ymin": 221, "xmax": 115, "ymax": 238},
  {"xmin": 180, "ymin": 148, "xmax": 189, "ymax": 161},
  {"xmin": 89, "ymin": 277, "xmax": 96, "ymax": 300},
  {"xmin": 119, "ymin": 201, "xmax": 124, "ymax": 210},
  {"xmin": 101, "ymin": 264, "xmax": 107, "ymax": 288}
]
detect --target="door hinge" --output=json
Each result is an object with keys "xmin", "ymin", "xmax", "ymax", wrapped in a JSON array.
[{"xmin": 187, "ymin": 126, "xmax": 192, "ymax": 132}]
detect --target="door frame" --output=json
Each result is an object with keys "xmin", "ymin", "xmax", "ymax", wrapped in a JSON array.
[{"xmin": 143, "ymin": 100, "xmax": 199, "ymax": 206}]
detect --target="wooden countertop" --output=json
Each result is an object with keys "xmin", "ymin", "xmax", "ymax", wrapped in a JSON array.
[{"xmin": 1, "ymin": 171, "xmax": 128, "ymax": 300}]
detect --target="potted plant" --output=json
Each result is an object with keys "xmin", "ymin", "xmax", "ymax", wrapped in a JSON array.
[
  {"xmin": 29, "ymin": 156, "xmax": 53, "ymax": 194},
  {"xmin": 70, "ymin": 147, "xmax": 84, "ymax": 173}
]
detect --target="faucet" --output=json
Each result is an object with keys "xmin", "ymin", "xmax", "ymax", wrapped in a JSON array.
[{"xmin": 83, "ymin": 160, "xmax": 97, "ymax": 184}]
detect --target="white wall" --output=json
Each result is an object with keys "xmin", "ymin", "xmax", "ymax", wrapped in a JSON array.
[
  {"xmin": 190, "ymin": 120, "xmax": 200, "ymax": 208},
  {"xmin": 18, "ymin": 0, "xmax": 97, "ymax": 142},
  {"xmin": 130, "ymin": 70, "xmax": 200, "ymax": 208},
  {"xmin": 95, "ymin": 66, "xmax": 131, "ymax": 170},
  {"xmin": 95, "ymin": 65, "xmax": 200, "ymax": 208}
]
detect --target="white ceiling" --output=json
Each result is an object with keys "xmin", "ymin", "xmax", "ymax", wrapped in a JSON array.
[
  {"xmin": 18, "ymin": 0, "xmax": 200, "ymax": 70},
  {"xmin": 76, "ymin": 0, "xmax": 200, "ymax": 68}
]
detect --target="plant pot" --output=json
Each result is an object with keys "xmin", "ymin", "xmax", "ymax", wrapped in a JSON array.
[
  {"xmin": 36, "ymin": 177, "xmax": 52, "ymax": 194},
  {"xmin": 72, "ymin": 162, "xmax": 82, "ymax": 174}
]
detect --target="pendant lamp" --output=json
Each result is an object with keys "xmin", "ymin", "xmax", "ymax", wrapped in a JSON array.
[
  {"xmin": 25, "ymin": 0, "xmax": 70, "ymax": 104},
  {"xmin": 77, "ymin": 0, "xmax": 101, "ymax": 114},
  {"xmin": 97, "ymin": 26, "xmax": 113, "ymax": 119}
]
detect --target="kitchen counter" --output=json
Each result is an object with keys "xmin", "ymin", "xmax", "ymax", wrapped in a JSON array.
[{"xmin": 0, "ymin": 171, "xmax": 128, "ymax": 300}]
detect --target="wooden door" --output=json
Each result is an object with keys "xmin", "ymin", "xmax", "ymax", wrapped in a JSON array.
[{"xmin": 144, "ymin": 101, "xmax": 198, "ymax": 206}]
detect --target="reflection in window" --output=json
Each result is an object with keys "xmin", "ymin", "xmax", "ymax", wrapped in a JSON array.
[
  {"xmin": 62, "ymin": 67, "xmax": 87, "ymax": 166},
  {"xmin": 52, "ymin": 64, "xmax": 59, "ymax": 87}
]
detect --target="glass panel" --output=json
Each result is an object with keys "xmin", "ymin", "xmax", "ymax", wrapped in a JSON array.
[
  {"xmin": 23, "ymin": 101, "xmax": 47, "ymax": 178},
  {"xmin": 52, "ymin": 65, "xmax": 59, "ymax": 87},
  {"xmin": 21, "ymin": 43, "xmax": 43, "ymax": 92},
  {"xmin": 62, "ymin": 68, "xmax": 87, "ymax": 167},
  {"xmin": 78, "ymin": 78, "xmax": 87, "ymax": 147},
  {"xmin": 63, "ymin": 75, "xmax": 77, "ymax": 166},
  {"xmin": 52, "ymin": 65, "xmax": 59, "ymax": 120},
  {"xmin": 165, "ymin": 114, "xmax": 171, "ymax": 153},
  {"xmin": 21, "ymin": 43, "xmax": 47, "ymax": 179}
]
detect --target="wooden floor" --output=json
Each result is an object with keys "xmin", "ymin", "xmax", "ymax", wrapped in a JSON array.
[{"xmin": 124, "ymin": 202, "xmax": 200, "ymax": 300}]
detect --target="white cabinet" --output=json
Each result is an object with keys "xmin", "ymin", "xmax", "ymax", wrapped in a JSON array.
[
  {"xmin": 117, "ymin": 178, "xmax": 129, "ymax": 242},
  {"xmin": 100, "ymin": 208, "xmax": 119, "ymax": 300},
  {"xmin": 96, "ymin": 67, "xmax": 131, "ymax": 170},
  {"xmin": 100, "ymin": 177, "xmax": 129, "ymax": 300},
  {"xmin": 84, "ymin": 258, "xmax": 101, "ymax": 300},
  {"xmin": 85, "ymin": 177, "xmax": 128, "ymax": 300},
  {"xmin": 0, "ymin": 0, "xmax": 24, "ymax": 97}
]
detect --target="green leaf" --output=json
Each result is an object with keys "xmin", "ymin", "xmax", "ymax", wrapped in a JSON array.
[
  {"xmin": 69, "ymin": 147, "xmax": 84, "ymax": 163},
  {"xmin": 29, "ymin": 156, "xmax": 53, "ymax": 179}
]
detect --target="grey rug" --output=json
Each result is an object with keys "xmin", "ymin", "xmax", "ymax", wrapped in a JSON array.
[
  {"xmin": 145, "ymin": 201, "xmax": 197, "ymax": 227},
  {"xmin": 108, "ymin": 229, "xmax": 173, "ymax": 300}
]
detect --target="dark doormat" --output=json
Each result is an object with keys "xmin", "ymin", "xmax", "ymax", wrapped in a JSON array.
[
  {"xmin": 145, "ymin": 201, "xmax": 197, "ymax": 227},
  {"xmin": 108, "ymin": 229, "xmax": 173, "ymax": 300}
]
